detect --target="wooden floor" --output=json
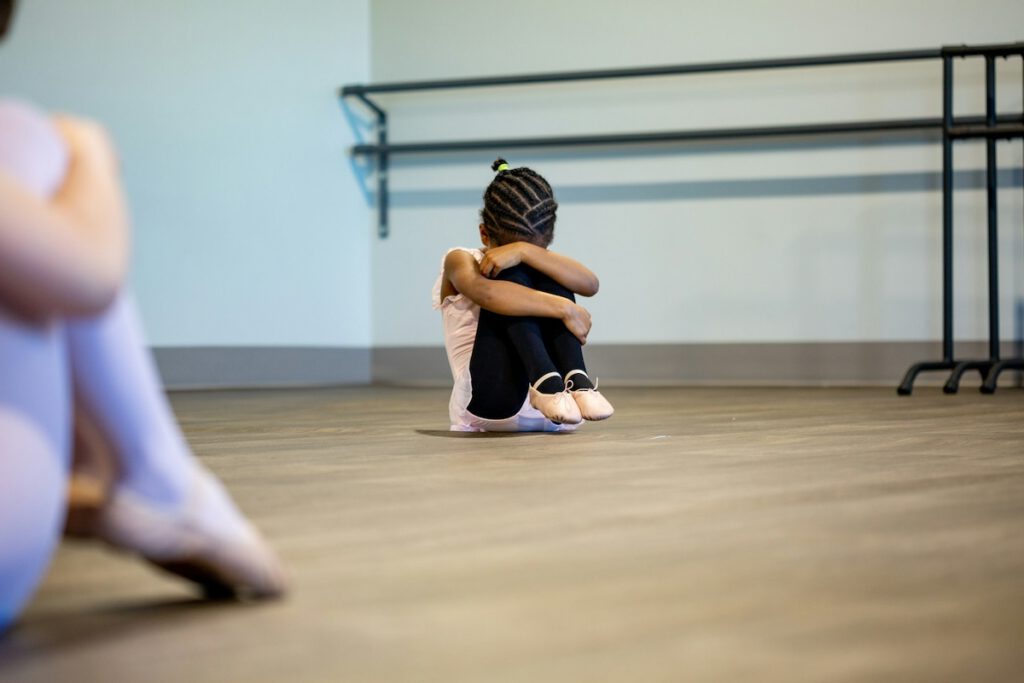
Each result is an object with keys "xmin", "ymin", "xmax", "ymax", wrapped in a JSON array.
[{"xmin": 1, "ymin": 386, "xmax": 1023, "ymax": 682}]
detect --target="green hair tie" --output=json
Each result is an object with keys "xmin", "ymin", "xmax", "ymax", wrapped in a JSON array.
[{"xmin": 496, "ymin": 163, "xmax": 509, "ymax": 172}]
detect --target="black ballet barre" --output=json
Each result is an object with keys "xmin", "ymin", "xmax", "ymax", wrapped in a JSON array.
[
  {"xmin": 897, "ymin": 42, "xmax": 1024, "ymax": 395},
  {"xmin": 339, "ymin": 42, "xmax": 1024, "ymax": 394},
  {"xmin": 343, "ymin": 48, "xmax": 940, "ymax": 95},
  {"xmin": 340, "ymin": 46, "xmax": 948, "ymax": 239}
]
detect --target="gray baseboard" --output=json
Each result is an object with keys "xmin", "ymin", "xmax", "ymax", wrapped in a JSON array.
[
  {"xmin": 152, "ymin": 342, "xmax": 1022, "ymax": 390},
  {"xmin": 373, "ymin": 341, "xmax": 1024, "ymax": 387},
  {"xmin": 154, "ymin": 346, "xmax": 371, "ymax": 390}
]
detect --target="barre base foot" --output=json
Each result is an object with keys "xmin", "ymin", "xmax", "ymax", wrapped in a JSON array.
[
  {"xmin": 979, "ymin": 358, "xmax": 1024, "ymax": 394},
  {"xmin": 943, "ymin": 360, "xmax": 994, "ymax": 394},
  {"xmin": 897, "ymin": 360, "xmax": 958, "ymax": 396}
]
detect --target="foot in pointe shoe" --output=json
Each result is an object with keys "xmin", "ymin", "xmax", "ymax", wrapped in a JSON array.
[
  {"xmin": 528, "ymin": 372, "xmax": 582, "ymax": 425},
  {"xmin": 566, "ymin": 370, "xmax": 614, "ymax": 421},
  {"xmin": 92, "ymin": 465, "xmax": 287, "ymax": 600}
]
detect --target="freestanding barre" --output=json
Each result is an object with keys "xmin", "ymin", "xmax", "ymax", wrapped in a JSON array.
[{"xmin": 898, "ymin": 43, "xmax": 1024, "ymax": 395}]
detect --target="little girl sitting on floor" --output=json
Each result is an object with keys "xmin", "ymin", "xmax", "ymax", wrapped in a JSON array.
[{"xmin": 432, "ymin": 158, "xmax": 614, "ymax": 432}]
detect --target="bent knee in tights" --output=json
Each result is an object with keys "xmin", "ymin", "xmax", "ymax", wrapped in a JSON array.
[
  {"xmin": 0, "ymin": 414, "xmax": 68, "ymax": 630},
  {"xmin": 493, "ymin": 264, "xmax": 575, "ymax": 302}
]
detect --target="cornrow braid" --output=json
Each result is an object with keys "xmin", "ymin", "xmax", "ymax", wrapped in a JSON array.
[{"xmin": 481, "ymin": 157, "xmax": 558, "ymax": 247}]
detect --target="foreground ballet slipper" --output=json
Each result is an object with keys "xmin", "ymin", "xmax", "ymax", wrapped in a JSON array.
[
  {"xmin": 528, "ymin": 371, "xmax": 582, "ymax": 425},
  {"xmin": 92, "ymin": 466, "xmax": 287, "ymax": 599},
  {"xmin": 565, "ymin": 370, "xmax": 614, "ymax": 421}
]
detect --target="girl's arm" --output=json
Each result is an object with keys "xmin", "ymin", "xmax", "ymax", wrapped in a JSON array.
[
  {"xmin": 444, "ymin": 249, "xmax": 592, "ymax": 344},
  {"xmin": 0, "ymin": 117, "xmax": 129, "ymax": 318},
  {"xmin": 479, "ymin": 242, "xmax": 599, "ymax": 296}
]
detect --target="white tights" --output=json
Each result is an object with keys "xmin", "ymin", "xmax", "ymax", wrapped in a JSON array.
[{"xmin": 0, "ymin": 292, "xmax": 193, "ymax": 629}]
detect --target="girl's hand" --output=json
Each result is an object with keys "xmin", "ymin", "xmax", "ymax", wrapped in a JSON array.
[
  {"xmin": 479, "ymin": 242, "xmax": 528, "ymax": 278},
  {"xmin": 52, "ymin": 115, "xmax": 120, "ymax": 176},
  {"xmin": 561, "ymin": 301, "xmax": 592, "ymax": 345}
]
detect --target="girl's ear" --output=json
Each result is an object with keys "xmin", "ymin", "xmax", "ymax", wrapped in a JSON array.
[{"xmin": 479, "ymin": 224, "xmax": 490, "ymax": 248}]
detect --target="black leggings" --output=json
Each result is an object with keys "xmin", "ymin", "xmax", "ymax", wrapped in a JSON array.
[{"xmin": 467, "ymin": 265, "xmax": 587, "ymax": 420}]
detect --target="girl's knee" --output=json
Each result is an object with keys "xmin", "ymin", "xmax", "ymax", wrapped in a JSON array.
[
  {"xmin": 493, "ymin": 264, "xmax": 534, "ymax": 287},
  {"xmin": 496, "ymin": 266, "xmax": 574, "ymax": 301}
]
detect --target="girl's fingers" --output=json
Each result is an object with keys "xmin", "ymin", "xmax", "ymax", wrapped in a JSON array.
[{"xmin": 481, "ymin": 257, "xmax": 500, "ymax": 278}]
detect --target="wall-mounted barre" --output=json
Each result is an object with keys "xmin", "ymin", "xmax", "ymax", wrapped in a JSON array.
[{"xmin": 339, "ymin": 43, "xmax": 1016, "ymax": 239}]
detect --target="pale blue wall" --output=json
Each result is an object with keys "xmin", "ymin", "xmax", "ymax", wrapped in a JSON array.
[
  {"xmin": 3, "ymin": 1, "xmax": 1021, "ymax": 355},
  {"xmin": 0, "ymin": 0, "xmax": 372, "ymax": 347}
]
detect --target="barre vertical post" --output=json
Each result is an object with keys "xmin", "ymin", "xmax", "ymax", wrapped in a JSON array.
[
  {"xmin": 377, "ymin": 109, "xmax": 389, "ymax": 238},
  {"xmin": 896, "ymin": 53, "xmax": 961, "ymax": 395},
  {"xmin": 353, "ymin": 92, "xmax": 390, "ymax": 238},
  {"xmin": 942, "ymin": 54, "xmax": 955, "ymax": 363},
  {"xmin": 985, "ymin": 55, "xmax": 999, "ymax": 362},
  {"xmin": 942, "ymin": 53, "xmax": 1000, "ymax": 394}
]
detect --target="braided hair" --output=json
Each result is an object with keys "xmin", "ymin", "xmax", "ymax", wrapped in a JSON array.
[
  {"xmin": 0, "ymin": 0, "xmax": 15, "ymax": 40},
  {"xmin": 481, "ymin": 158, "xmax": 558, "ymax": 247}
]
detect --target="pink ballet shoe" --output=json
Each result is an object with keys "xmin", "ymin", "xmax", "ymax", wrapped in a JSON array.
[
  {"xmin": 566, "ymin": 370, "xmax": 614, "ymax": 421},
  {"xmin": 94, "ymin": 466, "xmax": 287, "ymax": 599},
  {"xmin": 528, "ymin": 372, "xmax": 582, "ymax": 425}
]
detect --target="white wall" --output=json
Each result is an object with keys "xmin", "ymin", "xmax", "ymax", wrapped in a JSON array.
[
  {"xmin": 368, "ymin": 0, "xmax": 1024, "ymax": 347},
  {"xmin": 0, "ymin": 0, "xmax": 372, "ymax": 348}
]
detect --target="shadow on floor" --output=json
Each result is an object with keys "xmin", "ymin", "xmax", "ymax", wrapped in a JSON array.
[
  {"xmin": 415, "ymin": 429, "xmax": 572, "ymax": 438},
  {"xmin": 0, "ymin": 595, "xmax": 257, "ymax": 668}
]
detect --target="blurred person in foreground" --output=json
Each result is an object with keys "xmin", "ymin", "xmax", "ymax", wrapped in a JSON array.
[{"xmin": 0, "ymin": 0, "xmax": 286, "ymax": 632}]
